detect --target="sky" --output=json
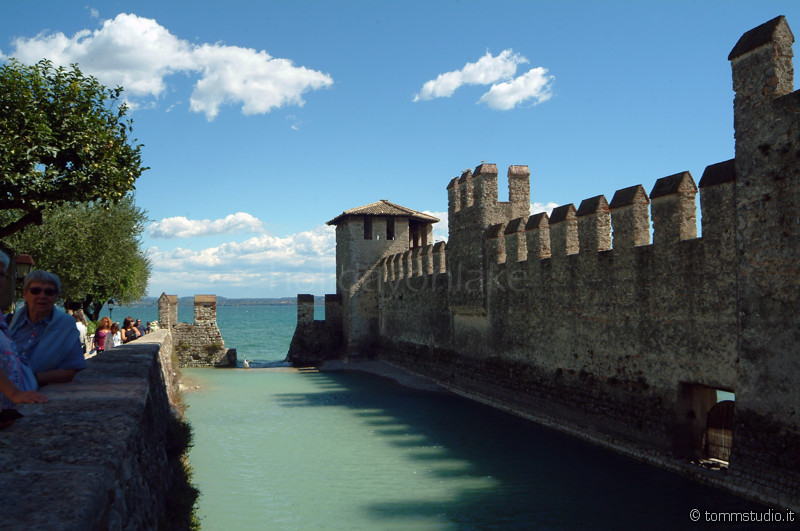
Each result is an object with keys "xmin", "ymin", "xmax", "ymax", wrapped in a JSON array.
[{"xmin": 1, "ymin": 1, "xmax": 799, "ymax": 298}]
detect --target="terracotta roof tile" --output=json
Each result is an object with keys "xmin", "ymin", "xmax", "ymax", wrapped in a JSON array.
[{"xmin": 327, "ymin": 199, "xmax": 439, "ymax": 225}]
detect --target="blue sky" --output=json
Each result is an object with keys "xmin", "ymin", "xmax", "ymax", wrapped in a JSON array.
[{"xmin": 2, "ymin": 1, "xmax": 798, "ymax": 298}]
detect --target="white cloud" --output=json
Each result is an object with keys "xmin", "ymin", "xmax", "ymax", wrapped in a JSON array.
[
  {"xmin": 146, "ymin": 224, "xmax": 337, "ymax": 296},
  {"xmin": 149, "ymin": 212, "xmax": 266, "ymax": 239},
  {"xmin": 530, "ymin": 202, "xmax": 558, "ymax": 216},
  {"xmin": 413, "ymin": 49, "xmax": 554, "ymax": 111},
  {"xmin": 413, "ymin": 50, "xmax": 527, "ymax": 101},
  {"xmin": 478, "ymin": 67, "xmax": 554, "ymax": 110},
  {"xmin": 3, "ymin": 13, "xmax": 333, "ymax": 120},
  {"xmin": 189, "ymin": 43, "xmax": 332, "ymax": 120},
  {"xmin": 148, "ymin": 224, "xmax": 336, "ymax": 272}
]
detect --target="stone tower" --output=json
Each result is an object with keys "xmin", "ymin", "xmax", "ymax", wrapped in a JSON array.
[
  {"xmin": 727, "ymin": 15, "xmax": 800, "ymax": 475},
  {"xmin": 446, "ymin": 164, "xmax": 530, "ymax": 354},
  {"xmin": 327, "ymin": 199, "xmax": 438, "ymax": 356}
]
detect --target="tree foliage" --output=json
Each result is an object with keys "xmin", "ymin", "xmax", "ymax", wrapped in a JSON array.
[
  {"xmin": 1, "ymin": 196, "xmax": 151, "ymax": 320},
  {"xmin": 0, "ymin": 59, "xmax": 147, "ymax": 238}
]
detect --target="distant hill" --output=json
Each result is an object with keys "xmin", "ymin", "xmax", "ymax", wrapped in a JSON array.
[{"xmin": 125, "ymin": 296, "xmax": 325, "ymax": 307}]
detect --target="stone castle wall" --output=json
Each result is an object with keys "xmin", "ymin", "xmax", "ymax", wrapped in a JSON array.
[
  {"xmin": 289, "ymin": 16, "xmax": 800, "ymax": 511},
  {"xmin": 158, "ymin": 293, "xmax": 236, "ymax": 367},
  {"xmin": 286, "ymin": 294, "xmax": 344, "ymax": 365}
]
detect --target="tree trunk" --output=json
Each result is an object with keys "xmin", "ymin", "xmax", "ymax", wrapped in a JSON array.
[{"xmin": 79, "ymin": 295, "xmax": 102, "ymax": 322}]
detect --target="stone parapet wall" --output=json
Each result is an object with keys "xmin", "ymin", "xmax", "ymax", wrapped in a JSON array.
[
  {"xmin": 286, "ymin": 294, "xmax": 344, "ymax": 365},
  {"xmin": 0, "ymin": 331, "xmax": 194, "ymax": 530},
  {"xmin": 160, "ymin": 294, "xmax": 236, "ymax": 367},
  {"xmin": 172, "ymin": 322, "xmax": 235, "ymax": 367}
]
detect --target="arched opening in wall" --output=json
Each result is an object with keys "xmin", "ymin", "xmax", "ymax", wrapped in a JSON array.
[{"xmin": 674, "ymin": 383, "xmax": 735, "ymax": 469}]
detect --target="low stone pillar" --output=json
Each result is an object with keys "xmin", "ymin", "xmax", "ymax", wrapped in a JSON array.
[{"xmin": 297, "ymin": 294, "xmax": 314, "ymax": 323}]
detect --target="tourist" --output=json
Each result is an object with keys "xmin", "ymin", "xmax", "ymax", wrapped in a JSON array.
[
  {"xmin": 73, "ymin": 310, "xmax": 87, "ymax": 353},
  {"xmin": 8, "ymin": 270, "xmax": 86, "ymax": 386},
  {"xmin": 106, "ymin": 322, "xmax": 122, "ymax": 351},
  {"xmin": 92, "ymin": 317, "xmax": 112, "ymax": 354},
  {"xmin": 0, "ymin": 251, "xmax": 48, "ymax": 427},
  {"xmin": 134, "ymin": 318, "xmax": 147, "ymax": 336},
  {"xmin": 122, "ymin": 317, "xmax": 141, "ymax": 343}
]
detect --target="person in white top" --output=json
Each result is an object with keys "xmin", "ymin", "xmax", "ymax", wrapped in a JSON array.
[
  {"xmin": 105, "ymin": 322, "xmax": 123, "ymax": 351},
  {"xmin": 72, "ymin": 312, "xmax": 87, "ymax": 354}
]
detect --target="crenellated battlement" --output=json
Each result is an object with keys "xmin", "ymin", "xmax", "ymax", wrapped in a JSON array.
[
  {"xmin": 609, "ymin": 185, "xmax": 650, "ymax": 248},
  {"xmin": 447, "ymin": 164, "xmax": 531, "ymax": 233},
  {"xmin": 548, "ymin": 204, "xmax": 578, "ymax": 257},
  {"xmin": 480, "ymin": 168, "xmax": 719, "ymax": 267},
  {"xmin": 158, "ymin": 294, "xmax": 236, "ymax": 367},
  {"xmin": 381, "ymin": 241, "xmax": 447, "ymax": 282}
]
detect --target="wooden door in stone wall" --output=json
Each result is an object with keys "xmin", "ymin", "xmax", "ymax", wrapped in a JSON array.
[{"xmin": 705, "ymin": 400, "xmax": 734, "ymax": 462}]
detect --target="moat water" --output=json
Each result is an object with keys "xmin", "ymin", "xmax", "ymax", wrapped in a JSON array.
[{"xmin": 113, "ymin": 304, "xmax": 778, "ymax": 529}]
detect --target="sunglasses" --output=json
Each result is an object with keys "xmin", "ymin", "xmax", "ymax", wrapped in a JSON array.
[{"xmin": 28, "ymin": 286, "xmax": 57, "ymax": 296}]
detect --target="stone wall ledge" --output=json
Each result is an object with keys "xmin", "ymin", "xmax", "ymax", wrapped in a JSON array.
[{"xmin": 0, "ymin": 330, "xmax": 188, "ymax": 531}]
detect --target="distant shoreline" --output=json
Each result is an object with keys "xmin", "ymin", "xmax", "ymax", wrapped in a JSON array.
[{"xmin": 124, "ymin": 296, "xmax": 325, "ymax": 307}]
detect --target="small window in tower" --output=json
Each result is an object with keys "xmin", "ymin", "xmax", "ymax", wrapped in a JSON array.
[
  {"xmin": 410, "ymin": 223, "xmax": 420, "ymax": 248},
  {"xmin": 364, "ymin": 216, "xmax": 372, "ymax": 240},
  {"xmin": 387, "ymin": 218, "xmax": 395, "ymax": 240}
]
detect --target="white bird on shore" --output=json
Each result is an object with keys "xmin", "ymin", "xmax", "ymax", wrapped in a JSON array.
[{"xmin": 243, "ymin": 357, "xmax": 250, "ymax": 369}]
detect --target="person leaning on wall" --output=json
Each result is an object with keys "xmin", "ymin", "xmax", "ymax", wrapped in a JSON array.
[
  {"xmin": 0, "ymin": 251, "xmax": 48, "ymax": 428},
  {"xmin": 72, "ymin": 310, "xmax": 88, "ymax": 354},
  {"xmin": 121, "ymin": 317, "xmax": 141, "ymax": 344},
  {"xmin": 7, "ymin": 270, "xmax": 87, "ymax": 386},
  {"xmin": 134, "ymin": 318, "xmax": 146, "ymax": 337}
]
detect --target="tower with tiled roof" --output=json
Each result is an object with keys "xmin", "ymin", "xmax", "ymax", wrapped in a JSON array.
[{"xmin": 326, "ymin": 199, "xmax": 439, "ymax": 356}]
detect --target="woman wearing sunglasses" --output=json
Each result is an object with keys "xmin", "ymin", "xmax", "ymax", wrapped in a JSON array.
[
  {"xmin": 0, "ymin": 251, "xmax": 48, "ymax": 427},
  {"xmin": 7, "ymin": 270, "xmax": 86, "ymax": 386}
]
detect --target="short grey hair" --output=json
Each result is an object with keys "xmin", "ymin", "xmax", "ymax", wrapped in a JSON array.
[
  {"xmin": 0, "ymin": 250, "xmax": 9, "ymax": 270},
  {"xmin": 23, "ymin": 270, "xmax": 62, "ymax": 294}
]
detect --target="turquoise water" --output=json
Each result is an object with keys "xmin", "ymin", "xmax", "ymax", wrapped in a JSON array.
[
  {"xmin": 98, "ymin": 303, "xmax": 298, "ymax": 365},
  {"xmin": 119, "ymin": 304, "xmax": 774, "ymax": 529}
]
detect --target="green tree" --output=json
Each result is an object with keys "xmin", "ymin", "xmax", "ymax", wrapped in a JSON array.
[
  {"xmin": 0, "ymin": 59, "xmax": 147, "ymax": 238},
  {"xmin": 2, "ymin": 196, "xmax": 151, "ymax": 320}
]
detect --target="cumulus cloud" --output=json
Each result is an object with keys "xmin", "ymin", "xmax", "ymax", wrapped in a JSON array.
[
  {"xmin": 531, "ymin": 202, "xmax": 558, "ymax": 216},
  {"xmin": 478, "ymin": 67, "xmax": 554, "ymax": 110},
  {"xmin": 413, "ymin": 49, "xmax": 554, "ymax": 110},
  {"xmin": 413, "ymin": 50, "xmax": 526, "ymax": 102},
  {"xmin": 3, "ymin": 13, "xmax": 333, "ymax": 120},
  {"xmin": 148, "ymin": 212, "xmax": 266, "ymax": 239},
  {"xmin": 189, "ymin": 43, "xmax": 332, "ymax": 120},
  {"xmin": 148, "ymin": 224, "xmax": 336, "ymax": 272}
]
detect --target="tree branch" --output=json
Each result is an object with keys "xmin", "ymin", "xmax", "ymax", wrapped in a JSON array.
[{"xmin": 0, "ymin": 210, "xmax": 43, "ymax": 239}]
